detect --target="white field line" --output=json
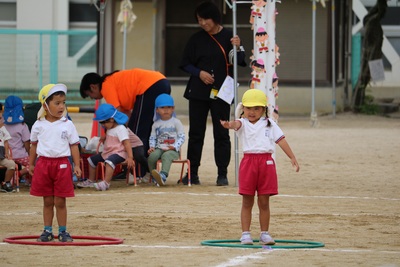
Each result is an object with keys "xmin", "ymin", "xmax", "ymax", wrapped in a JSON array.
[
  {"xmin": 1, "ymin": 242, "xmax": 400, "ymax": 256},
  {"xmin": 1, "ymin": 209, "xmax": 399, "ymax": 218},
  {"xmin": 3, "ymin": 241, "xmax": 397, "ymax": 256},
  {"xmin": 1, "ymin": 191, "xmax": 399, "ymax": 217},
  {"xmin": 72, "ymin": 191, "xmax": 400, "ymax": 202},
  {"xmin": 6, "ymin": 191, "xmax": 400, "ymax": 201}
]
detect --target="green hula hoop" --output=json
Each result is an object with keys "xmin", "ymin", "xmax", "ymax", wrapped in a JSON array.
[{"xmin": 201, "ymin": 239, "xmax": 325, "ymax": 249}]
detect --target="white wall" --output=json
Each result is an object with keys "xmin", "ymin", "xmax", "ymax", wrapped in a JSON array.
[{"xmin": 17, "ymin": 0, "xmax": 68, "ymax": 30}]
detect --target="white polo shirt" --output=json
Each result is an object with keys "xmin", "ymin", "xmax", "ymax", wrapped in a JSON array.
[
  {"xmin": 30, "ymin": 117, "xmax": 80, "ymax": 157},
  {"xmin": 236, "ymin": 117, "xmax": 284, "ymax": 154}
]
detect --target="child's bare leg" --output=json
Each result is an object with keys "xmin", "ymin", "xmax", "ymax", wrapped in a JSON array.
[
  {"xmin": 42, "ymin": 196, "xmax": 55, "ymax": 227},
  {"xmin": 88, "ymin": 164, "xmax": 96, "ymax": 182},
  {"xmin": 20, "ymin": 168, "xmax": 29, "ymax": 176},
  {"xmin": 258, "ymin": 195, "xmax": 271, "ymax": 231},
  {"xmin": 54, "ymin": 196, "xmax": 67, "ymax": 227},
  {"xmin": 104, "ymin": 163, "xmax": 114, "ymax": 184},
  {"xmin": 241, "ymin": 195, "xmax": 255, "ymax": 232},
  {"xmin": 4, "ymin": 169, "xmax": 15, "ymax": 182}
]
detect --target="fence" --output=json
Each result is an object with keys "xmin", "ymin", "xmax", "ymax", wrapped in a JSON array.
[{"xmin": 0, "ymin": 29, "xmax": 97, "ymax": 106}]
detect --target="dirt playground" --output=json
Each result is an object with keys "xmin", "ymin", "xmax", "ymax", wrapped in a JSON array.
[{"xmin": 1, "ymin": 112, "xmax": 399, "ymax": 267}]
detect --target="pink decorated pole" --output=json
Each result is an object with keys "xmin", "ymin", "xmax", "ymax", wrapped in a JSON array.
[{"xmin": 250, "ymin": 0, "xmax": 280, "ymax": 120}]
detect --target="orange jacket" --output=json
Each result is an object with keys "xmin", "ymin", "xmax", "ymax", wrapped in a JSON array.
[{"xmin": 101, "ymin": 68, "xmax": 166, "ymax": 111}]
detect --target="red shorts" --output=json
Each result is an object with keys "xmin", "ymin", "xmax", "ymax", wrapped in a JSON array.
[
  {"xmin": 238, "ymin": 153, "xmax": 278, "ymax": 196},
  {"xmin": 30, "ymin": 157, "xmax": 74, "ymax": 198}
]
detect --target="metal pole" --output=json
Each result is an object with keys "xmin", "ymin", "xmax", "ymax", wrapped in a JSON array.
[
  {"xmin": 332, "ymin": 0, "xmax": 336, "ymax": 118},
  {"xmin": 93, "ymin": 0, "xmax": 107, "ymax": 75},
  {"xmin": 122, "ymin": 4, "xmax": 127, "ymax": 70},
  {"xmin": 92, "ymin": 0, "xmax": 107, "ymax": 137},
  {"xmin": 232, "ymin": 0, "xmax": 239, "ymax": 187},
  {"xmin": 98, "ymin": 1, "xmax": 106, "ymax": 75},
  {"xmin": 311, "ymin": 0, "xmax": 318, "ymax": 126},
  {"xmin": 225, "ymin": 0, "xmax": 254, "ymax": 186}
]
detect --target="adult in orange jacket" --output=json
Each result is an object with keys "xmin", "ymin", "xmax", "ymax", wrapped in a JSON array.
[{"xmin": 80, "ymin": 68, "xmax": 171, "ymax": 156}]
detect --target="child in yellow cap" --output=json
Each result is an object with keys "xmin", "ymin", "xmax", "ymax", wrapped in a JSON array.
[
  {"xmin": 29, "ymin": 84, "xmax": 82, "ymax": 242},
  {"xmin": 221, "ymin": 89, "xmax": 299, "ymax": 246}
]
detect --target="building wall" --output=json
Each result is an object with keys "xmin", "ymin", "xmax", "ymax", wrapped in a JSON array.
[
  {"xmin": 2, "ymin": 0, "xmax": 398, "ymax": 115},
  {"xmin": 112, "ymin": 1, "xmax": 154, "ymax": 71}
]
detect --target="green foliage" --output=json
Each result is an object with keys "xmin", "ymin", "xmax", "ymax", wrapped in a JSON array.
[{"xmin": 359, "ymin": 94, "xmax": 379, "ymax": 115}]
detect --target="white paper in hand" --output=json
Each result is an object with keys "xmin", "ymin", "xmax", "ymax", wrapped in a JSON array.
[{"xmin": 217, "ymin": 76, "xmax": 235, "ymax": 104}]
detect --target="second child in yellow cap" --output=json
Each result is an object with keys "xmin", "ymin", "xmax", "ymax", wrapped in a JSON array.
[
  {"xmin": 29, "ymin": 83, "xmax": 82, "ymax": 243},
  {"xmin": 220, "ymin": 89, "xmax": 299, "ymax": 247}
]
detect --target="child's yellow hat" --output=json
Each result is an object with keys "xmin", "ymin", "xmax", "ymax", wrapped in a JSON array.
[
  {"xmin": 242, "ymin": 89, "xmax": 267, "ymax": 107},
  {"xmin": 37, "ymin": 84, "xmax": 67, "ymax": 119}
]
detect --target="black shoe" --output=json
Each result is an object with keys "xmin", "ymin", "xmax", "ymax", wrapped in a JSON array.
[
  {"xmin": 216, "ymin": 176, "xmax": 229, "ymax": 186},
  {"xmin": 37, "ymin": 230, "xmax": 54, "ymax": 242},
  {"xmin": 0, "ymin": 182, "xmax": 15, "ymax": 193},
  {"xmin": 178, "ymin": 173, "xmax": 200, "ymax": 185},
  {"xmin": 58, "ymin": 231, "xmax": 73, "ymax": 242}
]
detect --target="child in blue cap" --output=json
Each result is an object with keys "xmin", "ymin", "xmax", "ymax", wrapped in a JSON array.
[
  {"xmin": 3, "ymin": 95, "xmax": 31, "ymax": 183},
  {"xmin": 77, "ymin": 103, "xmax": 134, "ymax": 191},
  {"xmin": 148, "ymin": 94, "xmax": 185, "ymax": 186}
]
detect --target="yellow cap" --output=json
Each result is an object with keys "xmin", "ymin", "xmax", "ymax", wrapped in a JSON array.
[
  {"xmin": 38, "ymin": 84, "xmax": 67, "ymax": 103},
  {"xmin": 37, "ymin": 84, "xmax": 68, "ymax": 119},
  {"xmin": 242, "ymin": 89, "xmax": 267, "ymax": 107}
]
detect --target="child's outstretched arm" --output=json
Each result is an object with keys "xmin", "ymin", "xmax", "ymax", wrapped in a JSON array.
[
  {"xmin": 220, "ymin": 120, "xmax": 241, "ymax": 130},
  {"xmin": 277, "ymin": 138, "xmax": 300, "ymax": 172}
]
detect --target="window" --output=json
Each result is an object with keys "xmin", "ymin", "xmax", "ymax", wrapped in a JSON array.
[{"xmin": 0, "ymin": 1, "xmax": 16, "ymax": 27}]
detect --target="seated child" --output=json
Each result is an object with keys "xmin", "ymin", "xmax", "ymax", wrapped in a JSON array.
[
  {"xmin": 0, "ymin": 109, "xmax": 16, "ymax": 193},
  {"xmin": 147, "ymin": 94, "xmax": 185, "ymax": 186},
  {"xmin": 3, "ymin": 95, "xmax": 31, "ymax": 184},
  {"xmin": 76, "ymin": 104, "xmax": 134, "ymax": 191}
]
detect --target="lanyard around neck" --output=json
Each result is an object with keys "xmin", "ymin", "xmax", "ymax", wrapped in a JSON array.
[{"xmin": 208, "ymin": 33, "xmax": 230, "ymax": 76}]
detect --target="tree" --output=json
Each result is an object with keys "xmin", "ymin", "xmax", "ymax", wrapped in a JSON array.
[{"xmin": 351, "ymin": 0, "xmax": 387, "ymax": 111}]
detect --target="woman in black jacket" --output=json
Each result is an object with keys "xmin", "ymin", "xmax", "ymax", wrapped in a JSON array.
[{"xmin": 179, "ymin": 1, "xmax": 246, "ymax": 186}]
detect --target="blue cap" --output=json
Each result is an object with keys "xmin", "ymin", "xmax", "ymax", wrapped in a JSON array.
[
  {"xmin": 4, "ymin": 95, "xmax": 25, "ymax": 124},
  {"xmin": 93, "ymin": 103, "xmax": 128, "ymax": 125},
  {"xmin": 155, "ymin": 94, "xmax": 174, "ymax": 108}
]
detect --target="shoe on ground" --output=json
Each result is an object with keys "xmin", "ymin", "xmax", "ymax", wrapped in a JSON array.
[
  {"xmin": 0, "ymin": 182, "xmax": 15, "ymax": 193},
  {"xmin": 216, "ymin": 176, "xmax": 229, "ymax": 186},
  {"xmin": 128, "ymin": 173, "xmax": 135, "ymax": 185},
  {"xmin": 141, "ymin": 172, "xmax": 151, "ymax": 184},
  {"xmin": 76, "ymin": 179, "xmax": 94, "ymax": 188},
  {"xmin": 240, "ymin": 232, "xmax": 253, "ymax": 245},
  {"xmin": 151, "ymin": 170, "xmax": 166, "ymax": 186},
  {"xmin": 58, "ymin": 231, "xmax": 73, "ymax": 242},
  {"xmin": 37, "ymin": 230, "xmax": 54, "ymax": 242},
  {"xmin": 94, "ymin": 181, "xmax": 110, "ymax": 191},
  {"xmin": 259, "ymin": 231, "xmax": 275, "ymax": 245},
  {"xmin": 177, "ymin": 173, "xmax": 200, "ymax": 185}
]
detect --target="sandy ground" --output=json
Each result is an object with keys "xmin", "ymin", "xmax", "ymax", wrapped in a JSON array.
[{"xmin": 1, "ymin": 112, "xmax": 399, "ymax": 267}]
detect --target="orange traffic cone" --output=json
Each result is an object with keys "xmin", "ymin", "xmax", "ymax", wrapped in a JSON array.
[{"xmin": 91, "ymin": 100, "xmax": 100, "ymax": 138}]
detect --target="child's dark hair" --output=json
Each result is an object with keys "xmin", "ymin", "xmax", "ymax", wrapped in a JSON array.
[
  {"xmin": 79, "ymin": 70, "xmax": 120, "ymax": 98},
  {"xmin": 239, "ymin": 105, "xmax": 272, "ymax": 127},
  {"xmin": 265, "ymin": 107, "xmax": 271, "ymax": 126}
]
